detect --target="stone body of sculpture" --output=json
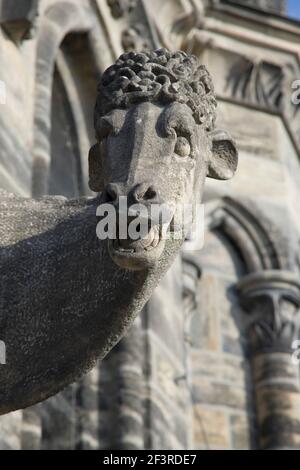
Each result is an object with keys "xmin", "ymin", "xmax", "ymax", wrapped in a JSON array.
[{"xmin": 0, "ymin": 49, "xmax": 238, "ymax": 414}]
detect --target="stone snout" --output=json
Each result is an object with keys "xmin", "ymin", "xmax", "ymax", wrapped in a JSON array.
[{"xmin": 97, "ymin": 182, "xmax": 175, "ymax": 271}]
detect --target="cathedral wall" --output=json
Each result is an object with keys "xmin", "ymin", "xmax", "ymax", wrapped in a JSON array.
[
  {"xmin": 0, "ymin": 0, "xmax": 300, "ymax": 451},
  {"xmin": 189, "ymin": 230, "xmax": 256, "ymax": 449}
]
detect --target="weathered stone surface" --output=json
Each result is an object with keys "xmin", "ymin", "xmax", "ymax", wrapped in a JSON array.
[
  {"xmin": 0, "ymin": 411, "xmax": 22, "ymax": 450},
  {"xmin": 193, "ymin": 405, "xmax": 230, "ymax": 450},
  {"xmin": 107, "ymin": 0, "xmax": 137, "ymax": 18},
  {"xmin": 21, "ymin": 408, "xmax": 41, "ymax": 450},
  {"xmin": 230, "ymin": 413, "xmax": 254, "ymax": 450},
  {"xmin": 0, "ymin": 0, "xmax": 39, "ymax": 41},
  {"xmin": 141, "ymin": 256, "xmax": 193, "ymax": 450},
  {"xmin": 191, "ymin": 350, "xmax": 251, "ymax": 384},
  {"xmin": 192, "ymin": 377, "xmax": 248, "ymax": 410}
]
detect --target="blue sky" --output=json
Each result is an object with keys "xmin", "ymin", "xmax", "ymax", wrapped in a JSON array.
[{"xmin": 288, "ymin": 0, "xmax": 300, "ymax": 19}]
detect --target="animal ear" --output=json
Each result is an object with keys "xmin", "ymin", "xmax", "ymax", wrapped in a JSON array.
[
  {"xmin": 88, "ymin": 143, "xmax": 104, "ymax": 192},
  {"xmin": 207, "ymin": 129, "xmax": 238, "ymax": 180}
]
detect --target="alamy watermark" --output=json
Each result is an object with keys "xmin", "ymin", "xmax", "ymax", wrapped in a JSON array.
[
  {"xmin": 0, "ymin": 340, "xmax": 6, "ymax": 365},
  {"xmin": 96, "ymin": 199, "xmax": 205, "ymax": 251},
  {"xmin": 291, "ymin": 340, "xmax": 300, "ymax": 365},
  {"xmin": 0, "ymin": 80, "xmax": 6, "ymax": 105},
  {"xmin": 291, "ymin": 80, "xmax": 300, "ymax": 105}
]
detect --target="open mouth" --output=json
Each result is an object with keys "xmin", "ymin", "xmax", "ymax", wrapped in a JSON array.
[{"xmin": 108, "ymin": 224, "xmax": 167, "ymax": 270}]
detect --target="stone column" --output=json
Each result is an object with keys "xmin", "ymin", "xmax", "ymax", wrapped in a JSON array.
[
  {"xmin": 21, "ymin": 408, "xmax": 42, "ymax": 450},
  {"xmin": 143, "ymin": 255, "xmax": 192, "ymax": 450},
  {"xmin": 112, "ymin": 317, "xmax": 145, "ymax": 450},
  {"xmin": 237, "ymin": 271, "xmax": 300, "ymax": 450},
  {"xmin": 182, "ymin": 253, "xmax": 202, "ymax": 450}
]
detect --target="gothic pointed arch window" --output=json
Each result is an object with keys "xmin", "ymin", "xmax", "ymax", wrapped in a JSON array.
[
  {"xmin": 49, "ymin": 66, "xmax": 83, "ymax": 197},
  {"xmin": 49, "ymin": 33, "xmax": 99, "ymax": 197}
]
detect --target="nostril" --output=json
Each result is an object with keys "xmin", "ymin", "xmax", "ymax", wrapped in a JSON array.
[
  {"xmin": 105, "ymin": 184, "xmax": 118, "ymax": 203},
  {"xmin": 143, "ymin": 187, "xmax": 157, "ymax": 201}
]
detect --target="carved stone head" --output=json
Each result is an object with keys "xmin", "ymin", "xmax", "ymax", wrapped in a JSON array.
[{"xmin": 89, "ymin": 49, "xmax": 238, "ymax": 270}]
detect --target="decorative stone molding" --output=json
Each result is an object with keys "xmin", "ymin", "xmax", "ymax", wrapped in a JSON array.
[
  {"xmin": 171, "ymin": 0, "xmax": 205, "ymax": 36},
  {"xmin": 182, "ymin": 252, "xmax": 202, "ymax": 337},
  {"xmin": 181, "ymin": 5, "xmax": 300, "ymax": 154},
  {"xmin": 0, "ymin": 0, "xmax": 39, "ymax": 42},
  {"xmin": 237, "ymin": 270, "xmax": 300, "ymax": 354},
  {"xmin": 205, "ymin": 197, "xmax": 293, "ymax": 273},
  {"xmin": 226, "ymin": 58, "xmax": 284, "ymax": 111},
  {"xmin": 225, "ymin": 54, "xmax": 300, "ymax": 131},
  {"xmin": 121, "ymin": 24, "xmax": 151, "ymax": 52},
  {"xmin": 182, "ymin": 252, "xmax": 201, "ymax": 301},
  {"xmin": 107, "ymin": 0, "xmax": 138, "ymax": 19},
  {"xmin": 225, "ymin": 0, "xmax": 286, "ymax": 15}
]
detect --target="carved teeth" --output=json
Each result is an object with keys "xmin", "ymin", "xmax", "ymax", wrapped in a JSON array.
[
  {"xmin": 141, "ymin": 227, "xmax": 155, "ymax": 247},
  {"xmin": 141, "ymin": 226, "xmax": 160, "ymax": 247},
  {"xmin": 113, "ymin": 225, "xmax": 161, "ymax": 253}
]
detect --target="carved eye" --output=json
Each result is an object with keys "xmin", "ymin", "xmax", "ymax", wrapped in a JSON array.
[{"xmin": 174, "ymin": 136, "xmax": 191, "ymax": 158}]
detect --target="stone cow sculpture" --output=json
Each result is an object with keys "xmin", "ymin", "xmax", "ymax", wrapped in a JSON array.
[{"xmin": 0, "ymin": 49, "xmax": 238, "ymax": 414}]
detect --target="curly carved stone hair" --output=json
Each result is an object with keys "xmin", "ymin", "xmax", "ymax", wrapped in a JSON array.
[{"xmin": 94, "ymin": 48, "xmax": 217, "ymax": 132}]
